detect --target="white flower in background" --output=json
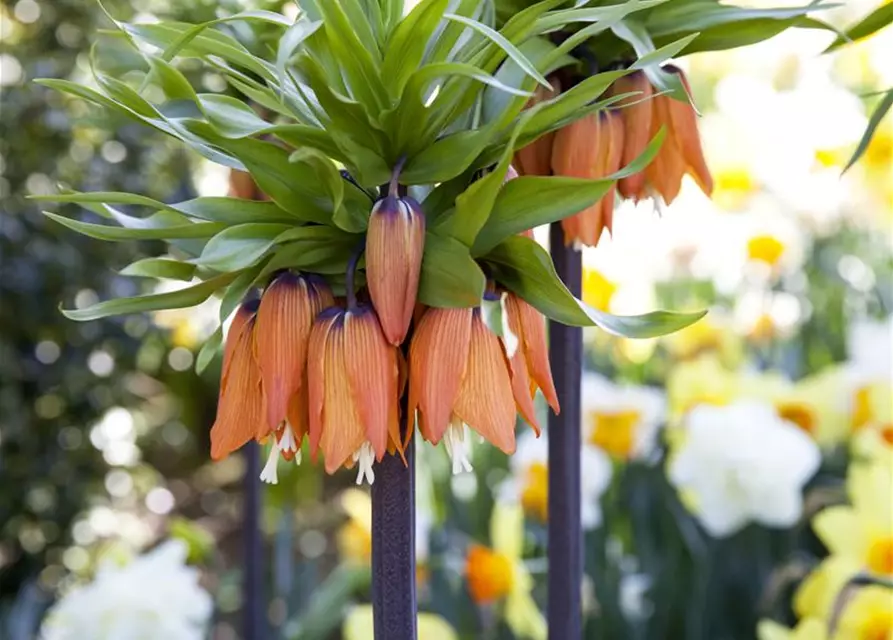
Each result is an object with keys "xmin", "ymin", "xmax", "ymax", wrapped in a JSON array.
[
  {"xmin": 581, "ymin": 373, "xmax": 666, "ymax": 461},
  {"xmin": 846, "ymin": 315, "xmax": 892, "ymax": 384},
  {"xmin": 41, "ymin": 540, "xmax": 212, "ymax": 640},
  {"xmin": 668, "ymin": 401, "xmax": 820, "ymax": 538},
  {"xmin": 499, "ymin": 430, "xmax": 612, "ymax": 529}
]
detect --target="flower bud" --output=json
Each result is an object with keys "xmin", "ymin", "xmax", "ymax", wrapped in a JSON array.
[
  {"xmin": 514, "ymin": 80, "xmax": 561, "ymax": 176},
  {"xmin": 366, "ymin": 195, "xmax": 426, "ymax": 346}
]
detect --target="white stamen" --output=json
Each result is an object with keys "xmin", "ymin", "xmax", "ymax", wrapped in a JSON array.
[
  {"xmin": 499, "ymin": 292, "xmax": 519, "ymax": 358},
  {"xmin": 294, "ymin": 448, "xmax": 303, "ymax": 465},
  {"xmin": 444, "ymin": 420, "xmax": 473, "ymax": 475},
  {"xmin": 352, "ymin": 441, "xmax": 376, "ymax": 485},
  {"xmin": 278, "ymin": 421, "xmax": 298, "ymax": 453},
  {"xmin": 260, "ymin": 442, "xmax": 280, "ymax": 485}
]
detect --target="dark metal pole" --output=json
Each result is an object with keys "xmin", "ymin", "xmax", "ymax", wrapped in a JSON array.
[
  {"xmin": 547, "ymin": 223, "xmax": 583, "ymax": 639},
  {"xmin": 371, "ymin": 426, "xmax": 417, "ymax": 640},
  {"xmin": 243, "ymin": 441, "xmax": 264, "ymax": 640}
]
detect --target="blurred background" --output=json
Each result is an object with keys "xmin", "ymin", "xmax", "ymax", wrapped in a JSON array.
[{"xmin": 0, "ymin": 0, "xmax": 890, "ymax": 639}]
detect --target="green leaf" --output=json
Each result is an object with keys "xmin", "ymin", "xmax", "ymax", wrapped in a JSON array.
[
  {"xmin": 417, "ymin": 233, "xmax": 486, "ymax": 308},
  {"xmin": 401, "ymin": 123, "xmax": 500, "ymax": 185},
  {"xmin": 825, "ymin": 3, "xmax": 893, "ymax": 51},
  {"xmin": 195, "ymin": 328, "xmax": 223, "ymax": 375},
  {"xmin": 844, "ymin": 88, "xmax": 893, "ymax": 173},
  {"xmin": 61, "ymin": 272, "xmax": 238, "ymax": 322},
  {"xmin": 380, "ymin": 0, "xmax": 450, "ymax": 99},
  {"xmin": 611, "ymin": 21, "xmax": 688, "ymax": 100},
  {"xmin": 157, "ymin": 11, "xmax": 290, "ymax": 64},
  {"xmin": 44, "ymin": 211, "xmax": 224, "ymax": 241},
  {"xmin": 483, "ymin": 235, "xmax": 591, "ymax": 326},
  {"xmin": 445, "ymin": 13, "xmax": 551, "ymax": 90},
  {"xmin": 147, "ymin": 57, "xmax": 198, "ymax": 102},
  {"xmin": 584, "ymin": 306, "xmax": 708, "ymax": 339},
  {"xmin": 197, "ymin": 93, "xmax": 272, "ymax": 137},
  {"xmin": 277, "ymin": 18, "xmax": 324, "ymax": 97},
  {"xmin": 193, "ymin": 223, "xmax": 293, "ymax": 271},
  {"xmin": 219, "ymin": 267, "xmax": 265, "ymax": 323},
  {"xmin": 119, "ymin": 258, "xmax": 197, "ymax": 281}
]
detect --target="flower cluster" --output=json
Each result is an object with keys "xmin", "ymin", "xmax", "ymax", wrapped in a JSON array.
[
  {"xmin": 516, "ymin": 68, "xmax": 713, "ymax": 247},
  {"xmin": 212, "ymin": 178, "xmax": 557, "ymax": 485}
]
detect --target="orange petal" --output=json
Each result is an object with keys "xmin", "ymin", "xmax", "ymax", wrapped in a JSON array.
[
  {"xmin": 408, "ymin": 307, "xmax": 473, "ymax": 444},
  {"xmin": 453, "ymin": 312, "xmax": 517, "ymax": 454},
  {"xmin": 600, "ymin": 110, "xmax": 625, "ymax": 238},
  {"xmin": 611, "ymin": 71, "xmax": 654, "ymax": 200},
  {"xmin": 220, "ymin": 301, "xmax": 256, "ymax": 390},
  {"xmin": 319, "ymin": 315, "xmax": 367, "ymax": 473},
  {"xmin": 514, "ymin": 82, "xmax": 560, "ymax": 177},
  {"xmin": 366, "ymin": 196, "xmax": 426, "ymax": 345},
  {"xmin": 645, "ymin": 94, "xmax": 685, "ymax": 205},
  {"xmin": 210, "ymin": 316, "xmax": 265, "ymax": 461},
  {"xmin": 307, "ymin": 308, "xmax": 340, "ymax": 457},
  {"xmin": 255, "ymin": 272, "xmax": 315, "ymax": 434},
  {"xmin": 511, "ymin": 294, "xmax": 559, "ymax": 414},
  {"xmin": 344, "ymin": 306, "xmax": 400, "ymax": 460},
  {"xmin": 665, "ymin": 66, "xmax": 713, "ymax": 196}
]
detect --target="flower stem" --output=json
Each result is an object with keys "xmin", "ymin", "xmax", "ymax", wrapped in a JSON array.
[
  {"xmin": 371, "ymin": 413, "xmax": 417, "ymax": 640},
  {"xmin": 345, "ymin": 240, "xmax": 365, "ymax": 312},
  {"xmin": 388, "ymin": 156, "xmax": 408, "ymax": 197},
  {"xmin": 547, "ymin": 222, "xmax": 583, "ymax": 640}
]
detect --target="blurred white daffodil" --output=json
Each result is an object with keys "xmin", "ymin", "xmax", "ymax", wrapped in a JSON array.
[
  {"xmin": 40, "ymin": 540, "xmax": 212, "ymax": 640},
  {"xmin": 499, "ymin": 430, "xmax": 612, "ymax": 529},
  {"xmin": 668, "ymin": 401, "xmax": 820, "ymax": 537}
]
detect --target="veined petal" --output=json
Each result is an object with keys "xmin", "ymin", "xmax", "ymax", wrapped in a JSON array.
[
  {"xmin": 665, "ymin": 66, "xmax": 713, "ymax": 196},
  {"xmin": 454, "ymin": 312, "xmax": 517, "ymax": 454},
  {"xmin": 256, "ymin": 272, "xmax": 315, "ymax": 434},
  {"xmin": 504, "ymin": 296, "xmax": 539, "ymax": 433},
  {"xmin": 601, "ymin": 110, "xmax": 625, "ymax": 237},
  {"xmin": 514, "ymin": 82, "xmax": 560, "ymax": 177},
  {"xmin": 307, "ymin": 308, "xmax": 340, "ymax": 457},
  {"xmin": 211, "ymin": 315, "xmax": 265, "ymax": 461},
  {"xmin": 220, "ymin": 301, "xmax": 257, "ymax": 394},
  {"xmin": 344, "ymin": 306, "xmax": 400, "ymax": 460},
  {"xmin": 646, "ymin": 95, "xmax": 685, "ymax": 205},
  {"xmin": 320, "ymin": 317, "xmax": 367, "ymax": 473},
  {"xmin": 611, "ymin": 71, "xmax": 654, "ymax": 201},
  {"xmin": 408, "ymin": 307, "xmax": 473, "ymax": 444},
  {"xmin": 512, "ymin": 295, "xmax": 559, "ymax": 414},
  {"xmin": 366, "ymin": 196, "xmax": 426, "ymax": 345}
]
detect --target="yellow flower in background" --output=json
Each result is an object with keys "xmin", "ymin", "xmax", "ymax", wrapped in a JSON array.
[
  {"xmin": 771, "ymin": 369, "xmax": 850, "ymax": 448},
  {"xmin": 757, "ymin": 618, "xmax": 827, "ymax": 640},
  {"xmin": 797, "ymin": 460, "xmax": 893, "ymax": 623},
  {"xmin": 582, "ymin": 267, "xmax": 616, "ymax": 312},
  {"xmin": 834, "ymin": 585, "xmax": 893, "ymax": 640},
  {"xmin": 663, "ymin": 313, "xmax": 743, "ymax": 365},
  {"xmin": 748, "ymin": 234, "xmax": 786, "ymax": 268},
  {"xmin": 851, "ymin": 382, "xmax": 892, "ymax": 434},
  {"xmin": 713, "ymin": 164, "xmax": 757, "ymax": 211},
  {"xmin": 666, "ymin": 355, "xmax": 738, "ymax": 423},
  {"xmin": 337, "ymin": 489, "xmax": 373, "ymax": 564},
  {"xmin": 343, "ymin": 605, "xmax": 457, "ymax": 640},
  {"xmin": 464, "ymin": 504, "xmax": 546, "ymax": 640}
]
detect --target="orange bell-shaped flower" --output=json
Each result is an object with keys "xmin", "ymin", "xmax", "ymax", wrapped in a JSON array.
[
  {"xmin": 408, "ymin": 307, "xmax": 518, "ymax": 472},
  {"xmin": 307, "ymin": 305, "xmax": 401, "ymax": 482},
  {"xmin": 504, "ymin": 293, "xmax": 559, "ymax": 422},
  {"xmin": 255, "ymin": 272, "xmax": 334, "ymax": 438},
  {"xmin": 610, "ymin": 70, "xmax": 654, "ymax": 201},
  {"xmin": 210, "ymin": 301, "xmax": 265, "ymax": 461},
  {"xmin": 513, "ymin": 80, "xmax": 561, "ymax": 177},
  {"xmin": 366, "ymin": 195, "xmax": 425, "ymax": 346},
  {"xmin": 552, "ymin": 110, "xmax": 625, "ymax": 247},
  {"xmin": 643, "ymin": 67, "xmax": 713, "ymax": 205}
]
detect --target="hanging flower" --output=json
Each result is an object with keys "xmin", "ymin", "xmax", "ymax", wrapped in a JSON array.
[
  {"xmin": 640, "ymin": 66, "xmax": 713, "ymax": 205},
  {"xmin": 308, "ymin": 304, "xmax": 401, "ymax": 484},
  {"xmin": 513, "ymin": 81, "xmax": 561, "ymax": 177},
  {"xmin": 581, "ymin": 372, "xmax": 666, "ymax": 461},
  {"xmin": 40, "ymin": 540, "xmax": 212, "ymax": 640},
  {"xmin": 409, "ymin": 307, "xmax": 532, "ymax": 471},
  {"xmin": 498, "ymin": 429, "xmax": 612, "ymax": 529},
  {"xmin": 504, "ymin": 292, "xmax": 560, "ymax": 418},
  {"xmin": 610, "ymin": 70, "xmax": 654, "ymax": 201},
  {"xmin": 366, "ymin": 190, "xmax": 426, "ymax": 346},
  {"xmin": 551, "ymin": 110, "xmax": 625, "ymax": 247},
  {"xmin": 668, "ymin": 401, "xmax": 820, "ymax": 538},
  {"xmin": 210, "ymin": 300, "xmax": 266, "ymax": 461},
  {"xmin": 464, "ymin": 504, "xmax": 546, "ymax": 640}
]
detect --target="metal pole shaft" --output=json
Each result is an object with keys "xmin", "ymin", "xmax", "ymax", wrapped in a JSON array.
[
  {"xmin": 371, "ymin": 428, "xmax": 417, "ymax": 640},
  {"xmin": 243, "ymin": 441, "xmax": 264, "ymax": 640},
  {"xmin": 547, "ymin": 223, "xmax": 583, "ymax": 639}
]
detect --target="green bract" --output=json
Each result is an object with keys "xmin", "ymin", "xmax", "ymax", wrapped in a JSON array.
[{"xmin": 35, "ymin": 0, "xmax": 832, "ymax": 371}]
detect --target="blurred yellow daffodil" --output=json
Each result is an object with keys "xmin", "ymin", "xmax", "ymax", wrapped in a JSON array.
[
  {"xmin": 666, "ymin": 355, "xmax": 739, "ymax": 424},
  {"xmin": 464, "ymin": 504, "xmax": 546, "ymax": 640},
  {"xmin": 343, "ymin": 605, "xmax": 457, "ymax": 640},
  {"xmin": 834, "ymin": 585, "xmax": 893, "ymax": 640},
  {"xmin": 713, "ymin": 164, "xmax": 757, "ymax": 211},
  {"xmin": 337, "ymin": 489, "xmax": 373, "ymax": 564},
  {"xmin": 582, "ymin": 267, "xmax": 616, "ymax": 312},
  {"xmin": 748, "ymin": 234, "xmax": 787, "ymax": 268},
  {"xmin": 757, "ymin": 618, "xmax": 827, "ymax": 640}
]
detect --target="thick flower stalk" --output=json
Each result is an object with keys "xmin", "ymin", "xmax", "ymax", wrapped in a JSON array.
[{"xmin": 366, "ymin": 170, "xmax": 426, "ymax": 346}]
